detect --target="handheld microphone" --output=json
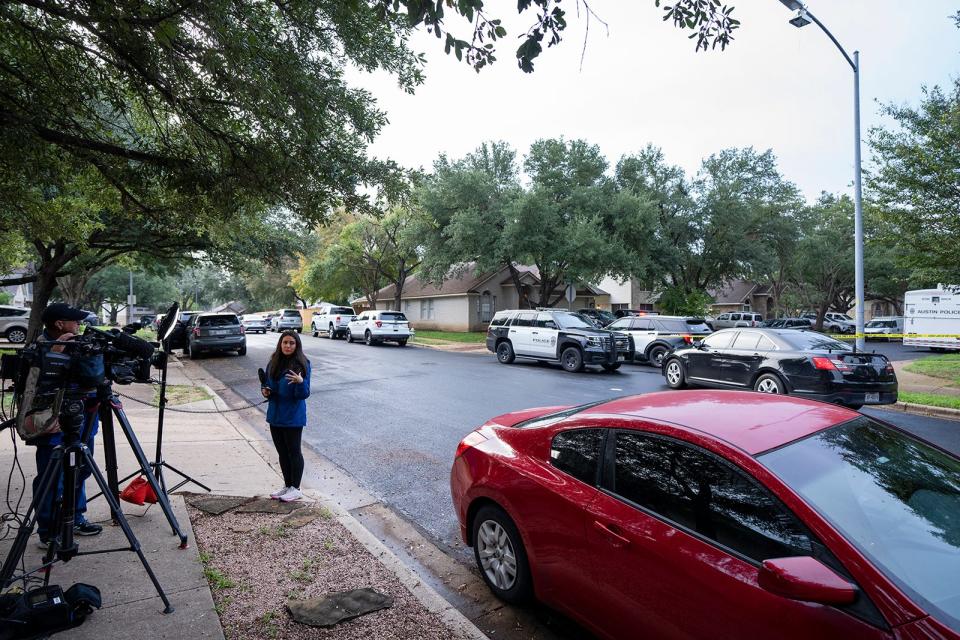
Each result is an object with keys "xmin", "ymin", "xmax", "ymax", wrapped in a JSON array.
[{"xmin": 258, "ymin": 368, "xmax": 267, "ymax": 387}]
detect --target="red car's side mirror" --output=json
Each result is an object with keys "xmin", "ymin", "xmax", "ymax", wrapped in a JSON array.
[{"xmin": 758, "ymin": 557, "xmax": 857, "ymax": 606}]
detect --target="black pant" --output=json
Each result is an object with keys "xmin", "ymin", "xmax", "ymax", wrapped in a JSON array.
[{"xmin": 269, "ymin": 426, "xmax": 304, "ymax": 488}]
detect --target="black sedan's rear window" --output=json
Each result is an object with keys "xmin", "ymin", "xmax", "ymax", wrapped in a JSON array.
[
  {"xmin": 779, "ymin": 332, "xmax": 851, "ymax": 351},
  {"xmin": 199, "ymin": 315, "xmax": 239, "ymax": 326}
]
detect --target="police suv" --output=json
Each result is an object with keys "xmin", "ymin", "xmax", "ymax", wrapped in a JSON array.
[{"xmin": 486, "ymin": 309, "xmax": 634, "ymax": 372}]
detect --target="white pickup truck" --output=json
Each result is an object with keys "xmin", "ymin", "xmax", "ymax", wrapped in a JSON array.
[{"xmin": 310, "ymin": 304, "xmax": 356, "ymax": 339}]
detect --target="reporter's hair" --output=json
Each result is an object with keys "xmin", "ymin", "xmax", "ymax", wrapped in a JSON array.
[{"xmin": 267, "ymin": 330, "xmax": 309, "ymax": 380}]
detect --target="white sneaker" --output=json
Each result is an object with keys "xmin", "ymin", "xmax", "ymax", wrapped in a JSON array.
[
  {"xmin": 279, "ymin": 487, "xmax": 304, "ymax": 502},
  {"xmin": 270, "ymin": 486, "xmax": 291, "ymax": 499}
]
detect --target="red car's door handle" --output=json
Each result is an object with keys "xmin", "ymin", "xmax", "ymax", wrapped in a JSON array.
[{"xmin": 593, "ymin": 520, "xmax": 631, "ymax": 547}]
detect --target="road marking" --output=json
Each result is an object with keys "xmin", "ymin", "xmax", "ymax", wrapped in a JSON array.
[{"xmin": 610, "ymin": 387, "xmax": 622, "ymax": 391}]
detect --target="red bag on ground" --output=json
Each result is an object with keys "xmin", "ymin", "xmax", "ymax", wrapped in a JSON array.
[{"xmin": 120, "ymin": 476, "xmax": 158, "ymax": 505}]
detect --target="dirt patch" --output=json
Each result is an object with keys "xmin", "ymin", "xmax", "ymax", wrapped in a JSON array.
[
  {"xmin": 188, "ymin": 504, "xmax": 468, "ymax": 640},
  {"xmin": 156, "ymin": 383, "xmax": 213, "ymax": 406}
]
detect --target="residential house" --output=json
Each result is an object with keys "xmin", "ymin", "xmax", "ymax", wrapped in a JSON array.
[
  {"xmin": 708, "ymin": 280, "xmax": 774, "ymax": 319},
  {"xmin": 211, "ymin": 301, "xmax": 247, "ymax": 316},
  {"xmin": 596, "ymin": 276, "xmax": 661, "ymax": 313},
  {"xmin": 356, "ymin": 263, "xmax": 611, "ymax": 332},
  {"xmin": 1, "ymin": 267, "xmax": 34, "ymax": 307}
]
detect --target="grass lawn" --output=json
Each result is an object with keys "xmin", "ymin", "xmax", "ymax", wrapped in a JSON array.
[
  {"xmin": 411, "ymin": 330, "xmax": 486, "ymax": 344},
  {"xmin": 904, "ymin": 354, "xmax": 960, "ymax": 386},
  {"xmin": 155, "ymin": 384, "xmax": 212, "ymax": 406},
  {"xmin": 898, "ymin": 391, "xmax": 960, "ymax": 411}
]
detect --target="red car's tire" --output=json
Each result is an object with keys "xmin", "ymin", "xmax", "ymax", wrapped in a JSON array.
[{"xmin": 472, "ymin": 504, "xmax": 533, "ymax": 604}]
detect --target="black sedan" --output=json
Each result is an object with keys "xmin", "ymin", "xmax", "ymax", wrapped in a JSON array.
[{"xmin": 661, "ymin": 328, "xmax": 897, "ymax": 409}]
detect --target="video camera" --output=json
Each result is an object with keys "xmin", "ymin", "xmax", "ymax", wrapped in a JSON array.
[{"xmin": 0, "ymin": 303, "xmax": 181, "ymax": 440}]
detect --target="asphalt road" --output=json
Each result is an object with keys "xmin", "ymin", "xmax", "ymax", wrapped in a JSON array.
[{"xmin": 192, "ymin": 331, "xmax": 960, "ymax": 561}]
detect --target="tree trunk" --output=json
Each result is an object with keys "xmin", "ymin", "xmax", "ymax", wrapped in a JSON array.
[
  {"xmin": 506, "ymin": 262, "xmax": 530, "ymax": 309},
  {"xmin": 57, "ymin": 272, "xmax": 91, "ymax": 307},
  {"xmin": 26, "ymin": 241, "xmax": 78, "ymax": 342}
]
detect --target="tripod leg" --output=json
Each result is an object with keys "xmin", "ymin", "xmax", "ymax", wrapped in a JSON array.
[
  {"xmin": 114, "ymin": 406, "xmax": 188, "ymax": 547},
  {"xmin": 0, "ymin": 449, "xmax": 64, "ymax": 588},
  {"xmin": 159, "ymin": 461, "xmax": 212, "ymax": 492},
  {"xmin": 81, "ymin": 446, "xmax": 175, "ymax": 614}
]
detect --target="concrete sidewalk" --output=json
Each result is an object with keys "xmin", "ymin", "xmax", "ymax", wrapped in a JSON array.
[{"xmin": 0, "ymin": 356, "xmax": 486, "ymax": 639}]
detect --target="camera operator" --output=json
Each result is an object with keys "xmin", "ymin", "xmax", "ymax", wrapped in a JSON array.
[{"xmin": 31, "ymin": 303, "xmax": 105, "ymax": 547}]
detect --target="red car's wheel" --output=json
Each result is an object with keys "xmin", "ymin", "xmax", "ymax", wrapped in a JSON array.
[{"xmin": 472, "ymin": 504, "xmax": 532, "ymax": 604}]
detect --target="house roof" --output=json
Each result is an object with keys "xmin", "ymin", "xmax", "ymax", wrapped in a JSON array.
[
  {"xmin": 372, "ymin": 262, "xmax": 497, "ymax": 301},
  {"xmin": 360, "ymin": 262, "xmax": 609, "ymax": 303},
  {"xmin": 709, "ymin": 280, "xmax": 771, "ymax": 305}
]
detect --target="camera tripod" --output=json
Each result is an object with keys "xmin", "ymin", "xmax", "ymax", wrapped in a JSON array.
[
  {"xmin": 92, "ymin": 378, "xmax": 189, "ymax": 548},
  {"xmin": 0, "ymin": 391, "xmax": 173, "ymax": 613}
]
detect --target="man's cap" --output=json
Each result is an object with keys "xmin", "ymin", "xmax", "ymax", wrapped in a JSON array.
[{"xmin": 41, "ymin": 303, "xmax": 88, "ymax": 324}]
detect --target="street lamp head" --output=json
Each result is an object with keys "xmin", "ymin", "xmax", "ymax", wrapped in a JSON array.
[
  {"xmin": 789, "ymin": 10, "xmax": 811, "ymax": 28},
  {"xmin": 778, "ymin": 0, "xmax": 805, "ymax": 10}
]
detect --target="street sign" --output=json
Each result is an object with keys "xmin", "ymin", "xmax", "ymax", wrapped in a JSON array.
[{"xmin": 565, "ymin": 284, "xmax": 576, "ymax": 304}]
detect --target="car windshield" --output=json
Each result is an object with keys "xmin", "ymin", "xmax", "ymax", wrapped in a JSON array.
[
  {"xmin": 553, "ymin": 312, "xmax": 594, "ymax": 329},
  {"xmin": 867, "ymin": 320, "xmax": 897, "ymax": 328},
  {"xmin": 779, "ymin": 332, "xmax": 852, "ymax": 352},
  {"xmin": 760, "ymin": 417, "xmax": 960, "ymax": 632},
  {"xmin": 381, "ymin": 312, "xmax": 407, "ymax": 321},
  {"xmin": 199, "ymin": 315, "xmax": 239, "ymax": 326}
]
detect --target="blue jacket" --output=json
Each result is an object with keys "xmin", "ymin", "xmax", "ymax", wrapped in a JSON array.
[{"xmin": 265, "ymin": 361, "xmax": 311, "ymax": 427}]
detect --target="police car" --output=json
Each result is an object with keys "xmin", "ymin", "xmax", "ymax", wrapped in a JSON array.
[{"xmin": 486, "ymin": 309, "xmax": 634, "ymax": 372}]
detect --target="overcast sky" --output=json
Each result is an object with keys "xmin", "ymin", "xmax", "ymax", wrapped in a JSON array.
[{"xmin": 351, "ymin": 1, "xmax": 958, "ymax": 201}]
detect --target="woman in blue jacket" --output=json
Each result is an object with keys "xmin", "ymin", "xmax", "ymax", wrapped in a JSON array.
[{"xmin": 261, "ymin": 330, "xmax": 311, "ymax": 502}]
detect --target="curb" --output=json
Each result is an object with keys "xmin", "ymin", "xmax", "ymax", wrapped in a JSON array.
[
  {"xmin": 882, "ymin": 401, "xmax": 960, "ymax": 422},
  {"xmin": 410, "ymin": 341, "xmax": 488, "ymax": 354},
  {"xmin": 174, "ymin": 355, "xmax": 489, "ymax": 640}
]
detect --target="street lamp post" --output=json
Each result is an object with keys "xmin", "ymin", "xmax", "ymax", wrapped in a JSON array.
[{"xmin": 778, "ymin": 1, "xmax": 865, "ymax": 351}]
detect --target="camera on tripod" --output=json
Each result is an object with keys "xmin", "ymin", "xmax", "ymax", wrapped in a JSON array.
[{"xmin": 1, "ymin": 325, "xmax": 161, "ymax": 442}]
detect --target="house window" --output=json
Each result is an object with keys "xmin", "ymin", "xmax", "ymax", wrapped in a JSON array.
[
  {"xmin": 420, "ymin": 299, "xmax": 435, "ymax": 320},
  {"xmin": 480, "ymin": 291, "xmax": 492, "ymax": 322}
]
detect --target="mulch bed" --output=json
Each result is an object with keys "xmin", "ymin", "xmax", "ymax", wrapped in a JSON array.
[{"xmin": 187, "ymin": 501, "xmax": 467, "ymax": 640}]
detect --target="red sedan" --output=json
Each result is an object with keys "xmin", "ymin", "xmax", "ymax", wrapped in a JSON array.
[{"xmin": 450, "ymin": 391, "xmax": 960, "ymax": 640}]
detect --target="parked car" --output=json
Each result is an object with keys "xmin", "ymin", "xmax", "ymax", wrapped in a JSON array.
[
  {"xmin": 801, "ymin": 313, "xmax": 855, "ymax": 334},
  {"xmin": 576, "ymin": 308, "xmax": 617, "ymax": 327},
  {"xmin": 270, "ymin": 308, "xmax": 303, "ymax": 333},
  {"xmin": 613, "ymin": 309, "xmax": 657, "ymax": 319},
  {"xmin": 79, "ymin": 309, "xmax": 99, "ymax": 326},
  {"xmin": 864, "ymin": 316, "xmax": 904, "ymax": 341},
  {"xmin": 346, "ymin": 310, "xmax": 412, "ymax": 346},
  {"xmin": 779, "ymin": 317, "xmax": 816, "ymax": 330},
  {"xmin": 311, "ymin": 305, "xmax": 356, "ymax": 339},
  {"xmin": 168, "ymin": 310, "xmax": 201, "ymax": 352},
  {"xmin": 138, "ymin": 314, "xmax": 156, "ymax": 328},
  {"xmin": 662, "ymin": 328, "xmax": 897, "ymax": 409},
  {"xmin": 241, "ymin": 314, "xmax": 269, "ymax": 334},
  {"xmin": 0, "ymin": 305, "xmax": 30, "ymax": 344},
  {"xmin": 451, "ymin": 391, "xmax": 960, "ymax": 640},
  {"xmin": 761, "ymin": 318, "xmax": 787, "ymax": 328},
  {"xmin": 709, "ymin": 311, "xmax": 764, "ymax": 330},
  {"xmin": 605, "ymin": 315, "xmax": 711, "ymax": 367},
  {"xmin": 185, "ymin": 312, "xmax": 246, "ymax": 358},
  {"xmin": 486, "ymin": 309, "xmax": 633, "ymax": 373}
]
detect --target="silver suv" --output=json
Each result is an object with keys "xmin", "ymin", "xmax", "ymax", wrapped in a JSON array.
[
  {"xmin": 0, "ymin": 305, "xmax": 30, "ymax": 343},
  {"xmin": 271, "ymin": 309, "xmax": 303, "ymax": 333},
  {"xmin": 710, "ymin": 312, "xmax": 764, "ymax": 330}
]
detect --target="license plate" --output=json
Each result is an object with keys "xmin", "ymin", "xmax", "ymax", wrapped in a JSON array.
[
  {"xmin": 212, "ymin": 329, "xmax": 228, "ymax": 336},
  {"xmin": 865, "ymin": 392, "xmax": 880, "ymax": 403}
]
